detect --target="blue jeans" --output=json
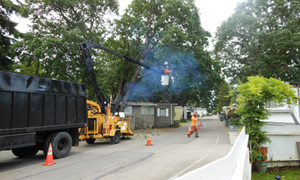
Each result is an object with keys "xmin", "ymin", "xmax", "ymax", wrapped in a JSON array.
[{"xmin": 225, "ymin": 119, "xmax": 228, "ymax": 126}]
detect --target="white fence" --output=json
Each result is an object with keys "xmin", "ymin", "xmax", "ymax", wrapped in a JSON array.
[{"xmin": 174, "ymin": 127, "xmax": 251, "ymax": 180}]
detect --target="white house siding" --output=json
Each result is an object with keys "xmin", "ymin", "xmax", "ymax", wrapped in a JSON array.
[
  {"xmin": 262, "ymin": 124, "xmax": 300, "ymax": 167},
  {"xmin": 193, "ymin": 108, "xmax": 207, "ymax": 117},
  {"xmin": 261, "ymin": 87, "xmax": 300, "ymax": 167}
]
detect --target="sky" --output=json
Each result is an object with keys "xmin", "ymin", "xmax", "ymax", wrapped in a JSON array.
[
  {"xmin": 118, "ymin": 0, "xmax": 246, "ymax": 49},
  {"xmin": 13, "ymin": 0, "xmax": 246, "ymax": 49},
  {"xmin": 119, "ymin": 0, "xmax": 245, "ymax": 35},
  {"xmin": 195, "ymin": 0, "xmax": 245, "ymax": 37}
]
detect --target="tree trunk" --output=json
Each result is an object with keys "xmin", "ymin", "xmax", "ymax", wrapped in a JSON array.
[
  {"xmin": 35, "ymin": 59, "xmax": 39, "ymax": 76},
  {"xmin": 115, "ymin": 38, "xmax": 149, "ymax": 112},
  {"xmin": 118, "ymin": 66, "xmax": 142, "ymax": 112},
  {"xmin": 180, "ymin": 93, "xmax": 185, "ymax": 107},
  {"xmin": 114, "ymin": 61, "xmax": 135, "ymax": 113}
]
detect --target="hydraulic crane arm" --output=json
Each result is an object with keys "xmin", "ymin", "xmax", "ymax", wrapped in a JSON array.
[
  {"xmin": 80, "ymin": 41, "xmax": 106, "ymax": 114},
  {"xmin": 80, "ymin": 40, "xmax": 153, "ymax": 70},
  {"xmin": 80, "ymin": 40, "xmax": 162, "ymax": 115}
]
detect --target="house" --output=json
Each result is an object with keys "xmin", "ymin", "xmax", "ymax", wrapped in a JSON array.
[
  {"xmin": 124, "ymin": 102, "xmax": 178, "ymax": 129},
  {"xmin": 155, "ymin": 103, "xmax": 178, "ymax": 128},
  {"xmin": 174, "ymin": 106, "xmax": 184, "ymax": 122},
  {"xmin": 175, "ymin": 106, "xmax": 192, "ymax": 121},
  {"xmin": 124, "ymin": 102, "xmax": 157, "ymax": 129},
  {"xmin": 190, "ymin": 107, "xmax": 208, "ymax": 117},
  {"xmin": 260, "ymin": 83, "xmax": 300, "ymax": 167},
  {"xmin": 175, "ymin": 106, "xmax": 208, "ymax": 121}
]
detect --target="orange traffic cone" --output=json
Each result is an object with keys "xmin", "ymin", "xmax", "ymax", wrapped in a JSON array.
[
  {"xmin": 200, "ymin": 121, "xmax": 202, "ymax": 126},
  {"xmin": 42, "ymin": 143, "xmax": 56, "ymax": 166},
  {"xmin": 198, "ymin": 125, "xmax": 201, "ymax": 129},
  {"xmin": 145, "ymin": 132, "xmax": 152, "ymax": 146},
  {"xmin": 188, "ymin": 126, "xmax": 191, "ymax": 134}
]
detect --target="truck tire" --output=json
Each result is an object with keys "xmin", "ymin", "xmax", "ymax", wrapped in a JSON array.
[
  {"xmin": 12, "ymin": 148, "xmax": 22, "ymax": 157},
  {"xmin": 12, "ymin": 146, "xmax": 39, "ymax": 158},
  {"xmin": 110, "ymin": 131, "xmax": 121, "ymax": 144},
  {"xmin": 43, "ymin": 133, "xmax": 57, "ymax": 156},
  {"xmin": 86, "ymin": 139, "xmax": 96, "ymax": 144},
  {"xmin": 51, "ymin": 132, "xmax": 72, "ymax": 159}
]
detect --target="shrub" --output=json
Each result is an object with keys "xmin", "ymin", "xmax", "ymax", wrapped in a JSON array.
[
  {"xmin": 227, "ymin": 109, "xmax": 241, "ymax": 126},
  {"xmin": 235, "ymin": 76, "xmax": 298, "ymax": 163}
]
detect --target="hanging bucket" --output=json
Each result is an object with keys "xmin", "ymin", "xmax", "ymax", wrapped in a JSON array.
[{"xmin": 161, "ymin": 75, "xmax": 169, "ymax": 86}]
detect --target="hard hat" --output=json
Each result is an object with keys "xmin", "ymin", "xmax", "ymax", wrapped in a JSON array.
[
  {"xmin": 115, "ymin": 112, "xmax": 118, "ymax": 116},
  {"xmin": 193, "ymin": 113, "xmax": 196, "ymax": 116}
]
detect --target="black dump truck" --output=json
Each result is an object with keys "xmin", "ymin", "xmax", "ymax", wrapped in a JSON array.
[{"xmin": 0, "ymin": 71, "xmax": 87, "ymax": 158}]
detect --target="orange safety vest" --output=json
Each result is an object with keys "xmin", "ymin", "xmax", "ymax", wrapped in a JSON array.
[
  {"xmin": 164, "ymin": 67, "xmax": 170, "ymax": 74},
  {"xmin": 191, "ymin": 116, "xmax": 198, "ymax": 126}
]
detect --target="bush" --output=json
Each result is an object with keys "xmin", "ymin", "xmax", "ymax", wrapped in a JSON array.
[
  {"xmin": 227, "ymin": 109, "xmax": 241, "ymax": 126},
  {"xmin": 235, "ymin": 76, "xmax": 299, "ymax": 163}
]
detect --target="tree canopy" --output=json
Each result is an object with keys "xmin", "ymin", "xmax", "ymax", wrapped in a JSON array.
[
  {"xmin": 12, "ymin": 0, "xmax": 119, "ymax": 100},
  {"xmin": 216, "ymin": 80, "xmax": 231, "ymax": 112},
  {"xmin": 0, "ymin": 0, "xmax": 28, "ymax": 71},
  {"xmin": 3, "ymin": 0, "xmax": 222, "ymax": 112},
  {"xmin": 109, "ymin": 0, "xmax": 221, "ymax": 111},
  {"xmin": 214, "ymin": 0, "xmax": 300, "ymax": 84}
]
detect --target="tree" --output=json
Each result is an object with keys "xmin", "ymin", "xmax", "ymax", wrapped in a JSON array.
[
  {"xmin": 111, "ymin": 0, "xmax": 219, "ymax": 112},
  {"xmin": 235, "ymin": 76, "xmax": 298, "ymax": 162},
  {"xmin": 95, "ymin": 36, "xmax": 140, "ymax": 103},
  {"xmin": 216, "ymin": 80, "xmax": 231, "ymax": 112},
  {"xmin": 0, "ymin": 0, "xmax": 28, "ymax": 71},
  {"xmin": 214, "ymin": 0, "xmax": 300, "ymax": 84},
  {"xmin": 13, "ymin": 0, "xmax": 119, "ymax": 101}
]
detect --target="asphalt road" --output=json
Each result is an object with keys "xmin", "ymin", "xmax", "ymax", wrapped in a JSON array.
[{"xmin": 0, "ymin": 115, "xmax": 232, "ymax": 180}]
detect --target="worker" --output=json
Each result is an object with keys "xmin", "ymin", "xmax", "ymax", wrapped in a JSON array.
[
  {"xmin": 187, "ymin": 113, "xmax": 199, "ymax": 138},
  {"xmin": 164, "ymin": 66, "xmax": 170, "ymax": 74}
]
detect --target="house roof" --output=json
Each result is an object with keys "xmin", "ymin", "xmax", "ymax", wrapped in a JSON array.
[
  {"xmin": 175, "ymin": 106, "xmax": 192, "ymax": 108},
  {"xmin": 156, "ymin": 103, "xmax": 178, "ymax": 106},
  {"xmin": 125, "ymin": 102, "xmax": 178, "ymax": 106},
  {"xmin": 175, "ymin": 106, "xmax": 207, "ymax": 110},
  {"xmin": 126, "ymin": 102, "xmax": 157, "ymax": 106},
  {"xmin": 192, "ymin": 108, "xmax": 207, "ymax": 110}
]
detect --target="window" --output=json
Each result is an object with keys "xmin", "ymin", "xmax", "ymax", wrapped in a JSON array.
[
  {"xmin": 266, "ymin": 101, "xmax": 285, "ymax": 108},
  {"xmin": 125, "ymin": 106, "xmax": 132, "ymax": 114},
  {"xmin": 157, "ymin": 108, "xmax": 169, "ymax": 117},
  {"xmin": 141, "ymin": 106, "xmax": 154, "ymax": 114},
  {"xmin": 161, "ymin": 109, "xmax": 166, "ymax": 116}
]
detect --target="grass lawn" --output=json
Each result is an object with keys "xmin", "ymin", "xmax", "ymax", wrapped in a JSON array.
[{"xmin": 252, "ymin": 166, "xmax": 300, "ymax": 180}]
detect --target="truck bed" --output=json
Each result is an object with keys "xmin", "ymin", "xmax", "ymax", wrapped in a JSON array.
[{"xmin": 0, "ymin": 71, "xmax": 87, "ymax": 136}]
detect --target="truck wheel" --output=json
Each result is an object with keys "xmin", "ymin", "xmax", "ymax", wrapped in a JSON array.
[
  {"xmin": 86, "ymin": 139, "xmax": 96, "ymax": 144},
  {"xmin": 51, "ymin": 132, "xmax": 72, "ymax": 159},
  {"xmin": 43, "ymin": 133, "xmax": 57, "ymax": 156},
  {"xmin": 110, "ymin": 131, "xmax": 121, "ymax": 144},
  {"xmin": 12, "ymin": 147, "xmax": 39, "ymax": 158},
  {"xmin": 12, "ymin": 148, "xmax": 22, "ymax": 157}
]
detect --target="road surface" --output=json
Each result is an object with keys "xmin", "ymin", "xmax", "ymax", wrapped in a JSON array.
[{"xmin": 0, "ymin": 115, "xmax": 232, "ymax": 180}]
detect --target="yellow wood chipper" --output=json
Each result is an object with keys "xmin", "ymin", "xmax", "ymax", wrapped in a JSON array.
[{"xmin": 79, "ymin": 100, "xmax": 134, "ymax": 144}]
